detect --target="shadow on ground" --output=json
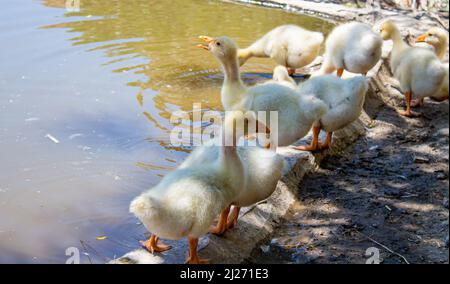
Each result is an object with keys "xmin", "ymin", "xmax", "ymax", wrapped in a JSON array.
[{"xmin": 248, "ymin": 95, "xmax": 449, "ymax": 264}]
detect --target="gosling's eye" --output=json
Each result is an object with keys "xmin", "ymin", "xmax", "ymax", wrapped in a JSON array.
[
  {"xmin": 428, "ymin": 33, "xmax": 433, "ymax": 36},
  {"xmin": 216, "ymin": 42, "xmax": 221, "ymax": 46}
]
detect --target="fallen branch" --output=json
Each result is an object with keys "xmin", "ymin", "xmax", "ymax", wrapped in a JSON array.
[
  {"xmin": 427, "ymin": 12, "xmax": 449, "ymax": 30},
  {"xmin": 355, "ymin": 230, "xmax": 411, "ymax": 264}
]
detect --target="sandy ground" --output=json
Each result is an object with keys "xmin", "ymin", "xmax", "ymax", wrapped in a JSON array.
[{"xmin": 249, "ymin": 95, "xmax": 449, "ymax": 264}]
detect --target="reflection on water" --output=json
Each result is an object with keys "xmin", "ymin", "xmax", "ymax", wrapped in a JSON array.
[
  {"xmin": 41, "ymin": 0, "xmax": 333, "ymax": 119},
  {"xmin": 0, "ymin": 0, "xmax": 333, "ymax": 263}
]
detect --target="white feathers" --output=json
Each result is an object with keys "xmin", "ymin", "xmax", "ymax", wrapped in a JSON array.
[
  {"xmin": 382, "ymin": 21, "xmax": 446, "ymax": 100},
  {"xmin": 297, "ymin": 75, "xmax": 368, "ymax": 132},
  {"xmin": 182, "ymin": 139, "xmax": 285, "ymax": 209},
  {"xmin": 238, "ymin": 25, "xmax": 324, "ymax": 70},
  {"xmin": 297, "ymin": 93, "xmax": 329, "ymax": 123},
  {"xmin": 248, "ymin": 82, "xmax": 329, "ymax": 146},
  {"xmin": 433, "ymin": 65, "xmax": 449, "ymax": 101},
  {"xmin": 318, "ymin": 22, "xmax": 382, "ymax": 75}
]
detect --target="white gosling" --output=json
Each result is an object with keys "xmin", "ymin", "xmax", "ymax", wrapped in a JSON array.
[
  {"xmin": 380, "ymin": 20, "xmax": 446, "ymax": 117},
  {"xmin": 413, "ymin": 27, "xmax": 449, "ymax": 107},
  {"xmin": 198, "ymin": 36, "xmax": 329, "ymax": 148},
  {"xmin": 129, "ymin": 112, "xmax": 251, "ymax": 264},
  {"xmin": 416, "ymin": 27, "xmax": 449, "ymax": 61},
  {"xmin": 237, "ymin": 25, "xmax": 324, "ymax": 75},
  {"xmin": 180, "ymin": 126, "xmax": 285, "ymax": 235},
  {"xmin": 318, "ymin": 22, "xmax": 382, "ymax": 77},
  {"xmin": 296, "ymin": 75, "xmax": 369, "ymax": 151}
]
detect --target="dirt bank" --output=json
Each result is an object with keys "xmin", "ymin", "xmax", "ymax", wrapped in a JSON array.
[
  {"xmin": 249, "ymin": 97, "xmax": 449, "ymax": 264},
  {"xmin": 228, "ymin": 0, "xmax": 449, "ymax": 30}
]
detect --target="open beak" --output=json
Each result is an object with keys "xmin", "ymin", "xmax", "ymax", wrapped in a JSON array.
[
  {"xmin": 416, "ymin": 34, "xmax": 427, "ymax": 43},
  {"xmin": 196, "ymin": 36, "xmax": 215, "ymax": 51}
]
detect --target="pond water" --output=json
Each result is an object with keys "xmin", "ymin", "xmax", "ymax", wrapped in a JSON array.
[{"xmin": 0, "ymin": 0, "xmax": 333, "ymax": 263}]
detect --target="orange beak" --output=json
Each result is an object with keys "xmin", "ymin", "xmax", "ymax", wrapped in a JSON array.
[
  {"xmin": 196, "ymin": 36, "xmax": 215, "ymax": 51},
  {"xmin": 416, "ymin": 34, "xmax": 427, "ymax": 43}
]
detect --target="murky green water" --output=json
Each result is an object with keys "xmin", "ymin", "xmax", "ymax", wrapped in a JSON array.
[{"xmin": 0, "ymin": 0, "xmax": 333, "ymax": 263}]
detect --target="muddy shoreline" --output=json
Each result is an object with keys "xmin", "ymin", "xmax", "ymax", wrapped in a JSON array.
[{"xmin": 249, "ymin": 91, "xmax": 449, "ymax": 264}]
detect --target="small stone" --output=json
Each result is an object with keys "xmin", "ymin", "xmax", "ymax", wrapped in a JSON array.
[
  {"xmin": 369, "ymin": 145, "xmax": 379, "ymax": 151},
  {"xmin": 437, "ymin": 173, "xmax": 447, "ymax": 180},
  {"xmin": 414, "ymin": 156, "xmax": 430, "ymax": 164}
]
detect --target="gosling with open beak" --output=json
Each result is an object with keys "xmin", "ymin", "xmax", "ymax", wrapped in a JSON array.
[{"xmin": 197, "ymin": 36, "xmax": 215, "ymax": 50}]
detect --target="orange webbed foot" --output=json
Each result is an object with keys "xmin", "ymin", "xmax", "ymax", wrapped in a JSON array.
[
  {"xmin": 140, "ymin": 237, "xmax": 172, "ymax": 254},
  {"xmin": 185, "ymin": 256, "xmax": 210, "ymax": 264},
  {"xmin": 292, "ymin": 145, "xmax": 320, "ymax": 152},
  {"xmin": 397, "ymin": 109, "xmax": 420, "ymax": 117},
  {"xmin": 293, "ymin": 126, "xmax": 321, "ymax": 152}
]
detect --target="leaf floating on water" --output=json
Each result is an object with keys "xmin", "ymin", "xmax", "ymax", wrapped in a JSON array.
[
  {"xmin": 136, "ymin": 92, "xmax": 144, "ymax": 107},
  {"xmin": 45, "ymin": 134, "xmax": 60, "ymax": 144},
  {"xmin": 96, "ymin": 236, "xmax": 107, "ymax": 241}
]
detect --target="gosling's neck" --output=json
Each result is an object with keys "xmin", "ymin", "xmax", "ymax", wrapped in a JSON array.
[
  {"xmin": 433, "ymin": 42, "xmax": 447, "ymax": 61},
  {"xmin": 220, "ymin": 55, "xmax": 248, "ymax": 110},
  {"xmin": 222, "ymin": 56, "xmax": 242, "ymax": 84},
  {"xmin": 390, "ymin": 28, "xmax": 409, "ymax": 57},
  {"xmin": 218, "ymin": 143, "xmax": 245, "ymax": 195}
]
